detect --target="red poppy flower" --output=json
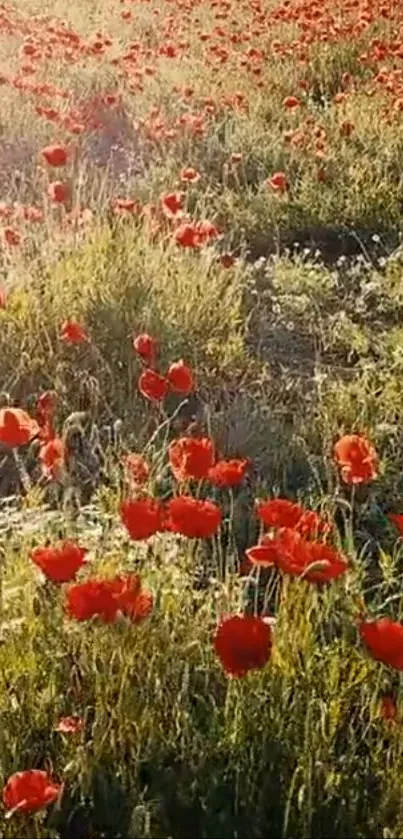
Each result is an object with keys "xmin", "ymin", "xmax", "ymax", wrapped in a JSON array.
[
  {"xmin": 39, "ymin": 438, "xmax": 65, "ymax": 478},
  {"xmin": 388, "ymin": 513, "xmax": 403, "ymax": 535},
  {"xmin": 48, "ymin": 181, "xmax": 70, "ymax": 204},
  {"xmin": 267, "ymin": 172, "xmax": 289, "ymax": 192},
  {"xmin": 378, "ymin": 695, "xmax": 398, "ymax": 722},
  {"xmin": 0, "ymin": 285, "xmax": 7, "ymax": 308},
  {"xmin": 334, "ymin": 434, "xmax": 378, "ymax": 484},
  {"xmin": 219, "ymin": 253, "xmax": 235, "ymax": 268},
  {"xmin": 168, "ymin": 436, "xmax": 214, "ymax": 481},
  {"xmin": 213, "ymin": 614, "xmax": 272, "ymax": 678},
  {"xmin": 120, "ymin": 496, "xmax": 163, "ymax": 540},
  {"xmin": 109, "ymin": 573, "xmax": 153, "ymax": 623},
  {"xmin": 123, "ymin": 454, "xmax": 150, "ymax": 485},
  {"xmin": 167, "ymin": 360, "xmax": 195, "ymax": 394},
  {"xmin": 41, "ymin": 144, "xmax": 68, "ymax": 166},
  {"xmin": 359, "ymin": 618, "xmax": 403, "ymax": 670},
  {"xmin": 0, "ymin": 407, "xmax": 39, "ymax": 448},
  {"xmin": 256, "ymin": 498, "xmax": 303, "ymax": 529},
  {"xmin": 133, "ymin": 333, "xmax": 158, "ymax": 365},
  {"xmin": 3, "ymin": 227, "xmax": 21, "ymax": 246},
  {"xmin": 3, "ymin": 770, "xmax": 62, "ymax": 814},
  {"xmin": 161, "ymin": 191, "xmax": 184, "ymax": 217},
  {"xmin": 66, "ymin": 579, "xmax": 119, "ymax": 623},
  {"xmin": 30, "ymin": 541, "xmax": 86, "ymax": 583},
  {"xmin": 245, "ymin": 540, "xmax": 279, "ymax": 567},
  {"xmin": 173, "ymin": 222, "xmax": 200, "ymax": 248},
  {"xmin": 165, "ymin": 495, "xmax": 222, "ymax": 538},
  {"xmin": 181, "ymin": 167, "xmax": 201, "ymax": 183},
  {"xmin": 138, "ymin": 369, "xmax": 168, "ymax": 402},
  {"xmin": 208, "ymin": 458, "xmax": 249, "ymax": 487},
  {"xmin": 283, "ymin": 95, "xmax": 300, "ymax": 108},
  {"xmin": 60, "ymin": 320, "xmax": 88, "ymax": 344},
  {"xmin": 66, "ymin": 573, "xmax": 152, "ymax": 624},
  {"xmin": 54, "ymin": 715, "xmax": 84, "ymax": 733}
]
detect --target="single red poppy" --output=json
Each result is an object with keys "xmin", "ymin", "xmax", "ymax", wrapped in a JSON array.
[
  {"xmin": 54, "ymin": 715, "xmax": 84, "ymax": 733},
  {"xmin": 208, "ymin": 458, "xmax": 249, "ymax": 487},
  {"xmin": 66, "ymin": 579, "xmax": 119, "ymax": 623},
  {"xmin": 30, "ymin": 541, "xmax": 86, "ymax": 583},
  {"xmin": 283, "ymin": 95, "xmax": 300, "ymax": 108},
  {"xmin": 213, "ymin": 614, "xmax": 272, "ymax": 677},
  {"xmin": 138, "ymin": 369, "xmax": 168, "ymax": 402},
  {"xmin": 334, "ymin": 434, "xmax": 378, "ymax": 484},
  {"xmin": 133, "ymin": 333, "xmax": 158, "ymax": 364},
  {"xmin": 120, "ymin": 496, "xmax": 163, "ymax": 540},
  {"xmin": 3, "ymin": 770, "xmax": 62, "ymax": 814},
  {"xmin": 359, "ymin": 618, "xmax": 403, "ymax": 670},
  {"xmin": 0, "ymin": 407, "xmax": 39, "ymax": 448},
  {"xmin": 378, "ymin": 695, "xmax": 398, "ymax": 722},
  {"xmin": 3, "ymin": 227, "xmax": 21, "ymax": 246},
  {"xmin": 167, "ymin": 360, "xmax": 195, "ymax": 394},
  {"xmin": 41, "ymin": 144, "xmax": 68, "ymax": 166},
  {"xmin": 267, "ymin": 172, "xmax": 289, "ymax": 192},
  {"xmin": 181, "ymin": 167, "xmax": 201, "ymax": 183},
  {"xmin": 161, "ymin": 191, "xmax": 184, "ymax": 217},
  {"xmin": 388, "ymin": 513, "xmax": 403, "ymax": 535},
  {"xmin": 256, "ymin": 498, "xmax": 303, "ymax": 529},
  {"xmin": 39, "ymin": 438, "xmax": 65, "ymax": 478},
  {"xmin": 60, "ymin": 320, "xmax": 88, "ymax": 344},
  {"xmin": 165, "ymin": 495, "xmax": 222, "ymax": 538},
  {"xmin": 48, "ymin": 181, "xmax": 70, "ymax": 204},
  {"xmin": 168, "ymin": 436, "xmax": 214, "ymax": 481}
]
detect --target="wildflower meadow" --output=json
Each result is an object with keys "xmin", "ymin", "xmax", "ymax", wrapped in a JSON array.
[{"xmin": 2, "ymin": 0, "xmax": 403, "ymax": 836}]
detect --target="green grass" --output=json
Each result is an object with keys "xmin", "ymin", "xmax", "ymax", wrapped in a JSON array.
[{"xmin": 3, "ymin": 0, "xmax": 403, "ymax": 835}]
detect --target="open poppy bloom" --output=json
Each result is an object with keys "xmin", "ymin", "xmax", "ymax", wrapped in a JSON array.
[
  {"xmin": 120, "ymin": 496, "xmax": 163, "ymax": 540},
  {"xmin": 208, "ymin": 458, "xmax": 249, "ymax": 488},
  {"xmin": 167, "ymin": 360, "xmax": 194, "ymax": 394},
  {"xmin": 168, "ymin": 436, "xmax": 214, "ymax": 481},
  {"xmin": 181, "ymin": 167, "xmax": 201, "ymax": 183},
  {"xmin": 39, "ymin": 438, "xmax": 66, "ymax": 478},
  {"xmin": 214, "ymin": 614, "xmax": 272, "ymax": 678},
  {"xmin": 256, "ymin": 498, "xmax": 330, "ymax": 537},
  {"xmin": 30, "ymin": 541, "xmax": 87, "ymax": 583},
  {"xmin": 138, "ymin": 369, "xmax": 168, "ymax": 402},
  {"xmin": 3, "ymin": 769, "xmax": 62, "ymax": 814},
  {"xmin": 267, "ymin": 171, "xmax": 289, "ymax": 192},
  {"xmin": 161, "ymin": 191, "xmax": 184, "ymax": 217},
  {"xmin": 48, "ymin": 180, "xmax": 70, "ymax": 204},
  {"xmin": 165, "ymin": 495, "xmax": 221, "ymax": 538},
  {"xmin": 41, "ymin": 143, "xmax": 68, "ymax": 166},
  {"xmin": 359, "ymin": 618, "xmax": 403, "ymax": 670},
  {"xmin": 0, "ymin": 407, "xmax": 39, "ymax": 448},
  {"xmin": 247, "ymin": 529, "xmax": 348, "ymax": 583},
  {"xmin": 334, "ymin": 434, "xmax": 378, "ymax": 484},
  {"xmin": 54, "ymin": 715, "xmax": 84, "ymax": 734},
  {"xmin": 133, "ymin": 333, "xmax": 158, "ymax": 365},
  {"xmin": 60, "ymin": 320, "xmax": 89, "ymax": 344},
  {"xmin": 256, "ymin": 498, "xmax": 304, "ymax": 529},
  {"xmin": 66, "ymin": 573, "xmax": 152, "ymax": 624}
]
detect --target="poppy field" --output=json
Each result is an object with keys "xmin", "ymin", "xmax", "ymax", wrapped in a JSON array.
[{"xmin": 4, "ymin": 0, "xmax": 403, "ymax": 836}]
